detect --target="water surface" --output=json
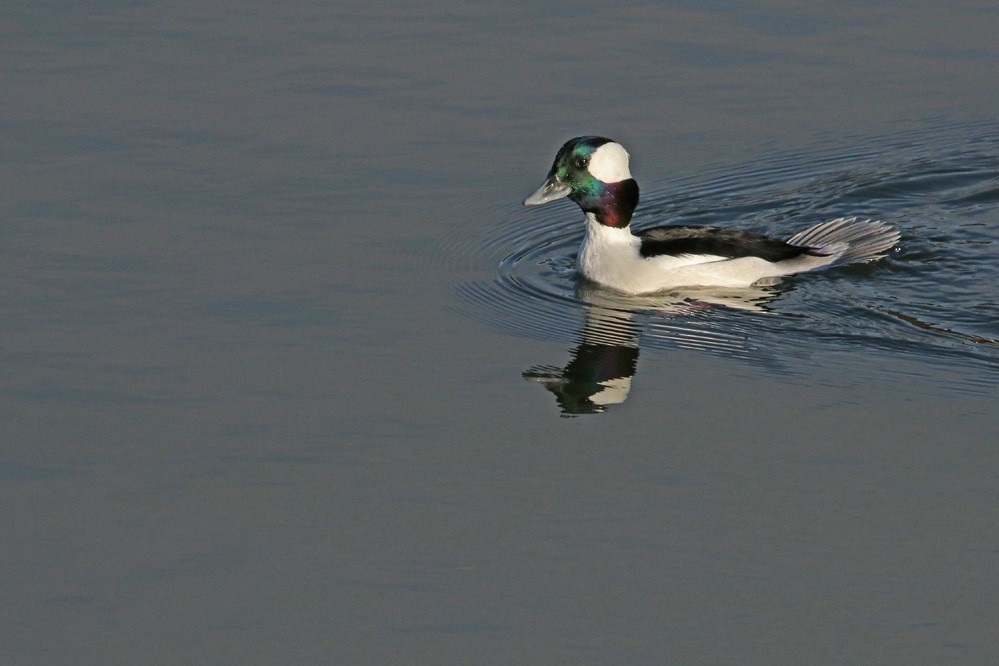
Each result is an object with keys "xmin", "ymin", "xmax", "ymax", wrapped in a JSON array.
[{"xmin": 1, "ymin": 2, "xmax": 996, "ymax": 664}]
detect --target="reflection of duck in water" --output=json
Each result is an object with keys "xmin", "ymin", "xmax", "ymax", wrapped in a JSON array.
[
  {"xmin": 524, "ymin": 136, "xmax": 899, "ymax": 295},
  {"xmin": 524, "ymin": 283, "xmax": 779, "ymax": 416},
  {"xmin": 523, "ymin": 302, "xmax": 639, "ymax": 416}
]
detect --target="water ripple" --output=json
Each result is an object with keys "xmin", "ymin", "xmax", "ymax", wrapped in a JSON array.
[{"xmin": 451, "ymin": 120, "xmax": 999, "ymax": 399}]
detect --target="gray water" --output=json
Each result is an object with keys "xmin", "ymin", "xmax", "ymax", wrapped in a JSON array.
[{"xmin": 2, "ymin": 2, "xmax": 997, "ymax": 664}]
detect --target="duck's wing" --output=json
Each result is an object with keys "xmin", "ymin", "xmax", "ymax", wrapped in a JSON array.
[{"xmin": 637, "ymin": 225, "xmax": 828, "ymax": 261}]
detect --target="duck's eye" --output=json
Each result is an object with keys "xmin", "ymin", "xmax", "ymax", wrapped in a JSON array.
[{"xmin": 574, "ymin": 157, "xmax": 589, "ymax": 169}]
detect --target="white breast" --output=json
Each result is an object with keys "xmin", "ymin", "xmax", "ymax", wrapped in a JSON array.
[{"xmin": 578, "ymin": 215, "xmax": 715, "ymax": 292}]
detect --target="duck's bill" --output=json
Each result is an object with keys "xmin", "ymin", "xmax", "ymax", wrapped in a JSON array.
[{"xmin": 523, "ymin": 175, "xmax": 570, "ymax": 205}]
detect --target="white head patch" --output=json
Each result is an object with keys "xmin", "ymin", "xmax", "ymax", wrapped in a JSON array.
[{"xmin": 588, "ymin": 142, "xmax": 632, "ymax": 183}]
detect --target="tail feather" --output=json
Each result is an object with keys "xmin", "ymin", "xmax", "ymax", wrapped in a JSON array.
[{"xmin": 786, "ymin": 217, "xmax": 900, "ymax": 266}]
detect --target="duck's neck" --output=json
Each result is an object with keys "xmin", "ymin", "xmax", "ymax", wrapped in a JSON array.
[
  {"xmin": 584, "ymin": 213, "xmax": 637, "ymax": 243},
  {"xmin": 580, "ymin": 178, "xmax": 639, "ymax": 229}
]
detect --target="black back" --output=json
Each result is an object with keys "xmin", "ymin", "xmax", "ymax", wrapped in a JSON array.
[{"xmin": 638, "ymin": 225, "xmax": 827, "ymax": 261}]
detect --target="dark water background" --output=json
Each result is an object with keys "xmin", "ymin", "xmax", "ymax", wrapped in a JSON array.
[{"xmin": 1, "ymin": 2, "xmax": 996, "ymax": 664}]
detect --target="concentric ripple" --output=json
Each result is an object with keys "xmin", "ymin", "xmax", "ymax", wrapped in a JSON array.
[{"xmin": 452, "ymin": 120, "xmax": 999, "ymax": 395}]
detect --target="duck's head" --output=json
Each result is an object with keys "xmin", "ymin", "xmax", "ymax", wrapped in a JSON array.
[{"xmin": 523, "ymin": 136, "xmax": 639, "ymax": 228}]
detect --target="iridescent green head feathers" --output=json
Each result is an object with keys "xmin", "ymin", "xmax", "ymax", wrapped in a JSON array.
[{"xmin": 524, "ymin": 136, "xmax": 639, "ymax": 228}]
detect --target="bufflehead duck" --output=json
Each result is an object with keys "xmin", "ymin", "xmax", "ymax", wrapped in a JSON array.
[{"xmin": 524, "ymin": 136, "xmax": 900, "ymax": 294}]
